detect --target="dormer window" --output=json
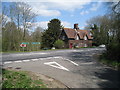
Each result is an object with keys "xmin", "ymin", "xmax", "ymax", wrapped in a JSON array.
[
  {"xmin": 90, "ymin": 32, "xmax": 92, "ymax": 37},
  {"xmin": 84, "ymin": 35, "xmax": 87, "ymax": 40},
  {"xmin": 76, "ymin": 35, "xmax": 79, "ymax": 40}
]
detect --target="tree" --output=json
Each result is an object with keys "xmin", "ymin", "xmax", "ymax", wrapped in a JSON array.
[
  {"xmin": 41, "ymin": 19, "xmax": 62, "ymax": 48},
  {"xmin": 54, "ymin": 39, "xmax": 64, "ymax": 49},
  {"xmin": 17, "ymin": 2, "xmax": 36, "ymax": 40},
  {"xmin": 86, "ymin": 2, "xmax": 120, "ymax": 61},
  {"xmin": 31, "ymin": 27, "xmax": 43, "ymax": 42},
  {"xmin": 2, "ymin": 2, "xmax": 37, "ymax": 51},
  {"xmin": 86, "ymin": 15, "xmax": 110, "ymax": 46},
  {"xmin": 2, "ymin": 22, "xmax": 22, "ymax": 51},
  {"xmin": 105, "ymin": 1, "xmax": 120, "ymax": 61}
]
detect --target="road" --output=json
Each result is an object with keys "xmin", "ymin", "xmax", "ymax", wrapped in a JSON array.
[{"xmin": 2, "ymin": 48, "xmax": 120, "ymax": 88}]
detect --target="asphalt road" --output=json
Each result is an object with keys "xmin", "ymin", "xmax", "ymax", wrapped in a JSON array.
[{"xmin": 2, "ymin": 48, "xmax": 120, "ymax": 88}]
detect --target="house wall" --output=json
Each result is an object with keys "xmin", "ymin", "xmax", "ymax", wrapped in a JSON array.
[{"xmin": 68, "ymin": 40, "xmax": 92, "ymax": 48}]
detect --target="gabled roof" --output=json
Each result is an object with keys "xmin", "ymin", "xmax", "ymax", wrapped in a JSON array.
[{"xmin": 63, "ymin": 28, "xmax": 93, "ymax": 39}]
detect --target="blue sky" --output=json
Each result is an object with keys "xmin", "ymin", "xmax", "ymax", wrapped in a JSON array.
[{"xmin": 2, "ymin": 0, "xmax": 110, "ymax": 30}]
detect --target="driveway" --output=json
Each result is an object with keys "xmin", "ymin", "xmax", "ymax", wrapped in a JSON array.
[{"xmin": 2, "ymin": 48, "xmax": 120, "ymax": 88}]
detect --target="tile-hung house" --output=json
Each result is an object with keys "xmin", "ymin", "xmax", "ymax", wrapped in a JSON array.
[{"xmin": 59, "ymin": 24, "xmax": 93, "ymax": 48}]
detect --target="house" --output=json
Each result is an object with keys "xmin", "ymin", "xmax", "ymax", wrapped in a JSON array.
[{"xmin": 59, "ymin": 24, "xmax": 93, "ymax": 48}]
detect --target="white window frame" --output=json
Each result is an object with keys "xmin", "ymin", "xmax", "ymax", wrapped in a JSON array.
[
  {"xmin": 76, "ymin": 35, "xmax": 79, "ymax": 40},
  {"xmin": 84, "ymin": 35, "xmax": 87, "ymax": 40}
]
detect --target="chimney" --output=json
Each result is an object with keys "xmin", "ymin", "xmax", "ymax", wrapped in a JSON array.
[{"xmin": 74, "ymin": 23, "xmax": 79, "ymax": 30}]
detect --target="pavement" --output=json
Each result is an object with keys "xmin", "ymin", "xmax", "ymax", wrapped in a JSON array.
[{"xmin": 2, "ymin": 48, "xmax": 120, "ymax": 88}]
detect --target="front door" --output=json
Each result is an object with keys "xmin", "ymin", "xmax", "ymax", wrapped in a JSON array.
[{"xmin": 69, "ymin": 43, "xmax": 73, "ymax": 48}]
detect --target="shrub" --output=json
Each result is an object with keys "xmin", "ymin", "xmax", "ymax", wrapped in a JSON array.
[
  {"xmin": 106, "ymin": 43, "xmax": 120, "ymax": 62},
  {"xmin": 54, "ymin": 39, "xmax": 64, "ymax": 49}
]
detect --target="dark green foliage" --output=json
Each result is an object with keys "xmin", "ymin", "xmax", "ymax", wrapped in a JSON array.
[
  {"xmin": 106, "ymin": 43, "xmax": 120, "ymax": 62},
  {"xmin": 91, "ymin": 24, "xmax": 109, "ymax": 46},
  {"xmin": 54, "ymin": 39, "xmax": 64, "ymax": 49},
  {"xmin": 99, "ymin": 53, "xmax": 120, "ymax": 69},
  {"xmin": 41, "ymin": 19, "xmax": 62, "ymax": 48},
  {"xmin": 88, "ymin": 2, "xmax": 120, "ymax": 63}
]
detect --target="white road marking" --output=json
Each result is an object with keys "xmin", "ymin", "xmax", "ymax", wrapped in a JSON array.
[
  {"xmin": 80, "ymin": 62, "xmax": 94, "ymax": 65},
  {"xmin": 32, "ymin": 53, "xmax": 48, "ymax": 54},
  {"xmin": 23, "ymin": 60, "xmax": 30, "ymax": 62},
  {"xmin": 31, "ymin": 59, "xmax": 39, "ymax": 61},
  {"xmin": 65, "ymin": 59, "xmax": 79, "ymax": 66},
  {"xmin": 14, "ymin": 60, "xmax": 22, "ymax": 63},
  {"xmin": 3, "ymin": 52, "xmax": 48, "ymax": 57},
  {"xmin": 44, "ymin": 61, "xmax": 69, "ymax": 71},
  {"xmin": 39, "ymin": 56, "xmax": 63, "ymax": 60},
  {"xmin": 4, "ymin": 61, "xmax": 12, "ymax": 64},
  {"xmin": 53, "ymin": 56, "xmax": 62, "ymax": 59}
]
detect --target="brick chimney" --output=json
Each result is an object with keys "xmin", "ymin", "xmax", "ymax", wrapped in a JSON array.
[{"xmin": 74, "ymin": 23, "xmax": 79, "ymax": 30}]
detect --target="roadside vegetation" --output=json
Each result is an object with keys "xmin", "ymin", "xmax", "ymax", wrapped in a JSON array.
[
  {"xmin": 99, "ymin": 53, "xmax": 120, "ymax": 69},
  {"xmin": 2, "ymin": 69, "xmax": 47, "ymax": 88},
  {"xmin": 1, "ymin": 2, "xmax": 42, "ymax": 52},
  {"xmin": 1, "ymin": 2, "xmax": 120, "ymax": 68},
  {"xmin": 85, "ymin": 2, "xmax": 120, "ymax": 68}
]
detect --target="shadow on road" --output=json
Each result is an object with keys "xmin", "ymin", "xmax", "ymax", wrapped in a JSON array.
[
  {"xmin": 94, "ymin": 68, "xmax": 120, "ymax": 88},
  {"xmin": 69, "ymin": 50, "xmax": 120, "ymax": 88}
]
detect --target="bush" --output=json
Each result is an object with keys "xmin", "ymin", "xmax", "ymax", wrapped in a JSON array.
[
  {"xmin": 54, "ymin": 39, "xmax": 64, "ymax": 49},
  {"xmin": 106, "ymin": 43, "xmax": 120, "ymax": 62}
]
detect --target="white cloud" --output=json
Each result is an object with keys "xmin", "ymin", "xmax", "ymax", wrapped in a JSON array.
[
  {"xmin": 90, "ymin": 2, "xmax": 102, "ymax": 11},
  {"xmin": 3, "ymin": 0, "xmax": 106, "ymax": 17},
  {"xmin": 80, "ymin": 10, "xmax": 89, "ymax": 15},
  {"xmin": 3, "ymin": 15, "xmax": 11, "ymax": 22},
  {"xmin": 23, "ymin": 0, "xmax": 92, "ymax": 17},
  {"xmin": 2, "ymin": 0, "xmax": 92, "ymax": 2},
  {"xmin": 61, "ymin": 21, "xmax": 72, "ymax": 28},
  {"xmin": 32, "ymin": 21, "xmax": 49, "ymax": 29},
  {"xmin": 31, "ymin": 21, "xmax": 72, "ymax": 29},
  {"xmin": 32, "ymin": 8, "xmax": 61, "ymax": 16},
  {"xmin": 2, "ymin": 0, "xmax": 119, "ymax": 2}
]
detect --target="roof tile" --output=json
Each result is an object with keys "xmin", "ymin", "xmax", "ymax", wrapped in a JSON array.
[{"xmin": 63, "ymin": 28, "xmax": 92, "ymax": 39}]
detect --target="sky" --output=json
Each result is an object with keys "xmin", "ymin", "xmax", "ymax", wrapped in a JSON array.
[{"xmin": 2, "ymin": 0, "xmax": 118, "ymax": 30}]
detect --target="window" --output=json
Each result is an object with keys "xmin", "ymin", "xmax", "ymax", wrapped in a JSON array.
[
  {"xmin": 84, "ymin": 35, "xmax": 87, "ymax": 40},
  {"xmin": 90, "ymin": 32, "xmax": 92, "ymax": 36},
  {"xmin": 84, "ymin": 44, "xmax": 87, "ymax": 47},
  {"xmin": 76, "ymin": 35, "xmax": 79, "ymax": 40}
]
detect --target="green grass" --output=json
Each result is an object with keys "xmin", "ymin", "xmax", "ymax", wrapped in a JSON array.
[
  {"xmin": 2, "ymin": 69, "xmax": 47, "ymax": 88},
  {"xmin": 99, "ymin": 54, "xmax": 120, "ymax": 69}
]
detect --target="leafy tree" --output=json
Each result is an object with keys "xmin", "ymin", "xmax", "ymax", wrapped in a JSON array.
[
  {"xmin": 30, "ymin": 27, "xmax": 43, "ymax": 51},
  {"xmin": 54, "ymin": 39, "xmax": 64, "ymax": 49},
  {"xmin": 2, "ymin": 2, "xmax": 37, "ymax": 51},
  {"xmin": 2, "ymin": 22, "xmax": 23, "ymax": 51},
  {"xmin": 105, "ymin": 1, "xmax": 120, "ymax": 61},
  {"xmin": 41, "ymin": 19, "xmax": 62, "ymax": 48},
  {"xmin": 86, "ymin": 2, "xmax": 120, "ymax": 62},
  {"xmin": 31, "ymin": 27, "xmax": 43, "ymax": 42}
]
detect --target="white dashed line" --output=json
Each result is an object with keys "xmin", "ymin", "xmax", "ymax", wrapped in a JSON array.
[
  {"xmin": 80, "ymin": 62, "xmax": 94, "ymax": 65},
  {"xmin": 14, "ymin": 60, "xmax": 22, "ymax": 63},
  {"xmin": 53, "ymin": 56, "xmax": 62, "ymax": 59},
  {"xmin": 31, "ymin": 59, "xmax": 39, "ymax": 61},
  {"xmin": 23, "ymin": 60, "xmax": 30, "ymax": 62},
  {"xmin": 4, "ymin": 61, "xmax": 12, "ymax": 64}
]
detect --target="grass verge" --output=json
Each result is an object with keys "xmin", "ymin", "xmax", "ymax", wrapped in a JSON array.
[
  {"xmin": 2, "ymin": 69, "xmax": 47, "ymax": 88},
  {"xmin": 99, "ymin": 53, "xmax": 120, "ymax": 70}
]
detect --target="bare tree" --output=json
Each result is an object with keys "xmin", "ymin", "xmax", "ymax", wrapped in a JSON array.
[{"xmin": 17, "ymin": 2, "xmax": 36, "ymax": 40}]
